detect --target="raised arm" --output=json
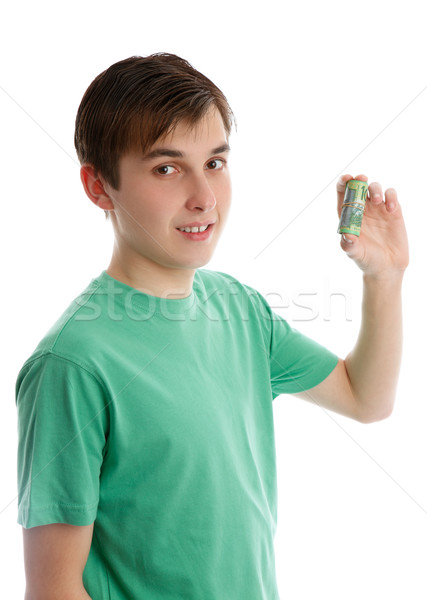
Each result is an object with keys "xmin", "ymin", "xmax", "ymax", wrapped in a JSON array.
[
  {"xmin": 23, "ymin": 523, "xmax": 94, "ymax": 600},
  {"xmin": 294, "ymin": 174, "xmax": 409, "ymax": 423}
]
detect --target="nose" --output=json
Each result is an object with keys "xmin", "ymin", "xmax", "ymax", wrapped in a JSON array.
[{"xmin": 184, "ymin": 172, "xmax": 216, "ymax": 212}]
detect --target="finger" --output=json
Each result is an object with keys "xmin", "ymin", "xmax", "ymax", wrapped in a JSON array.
[
  {"xmin": 368, "ymin": 181, "xmax": 383, "ymax": 205},
  {"xmin": 354, "ymin": 174, "xmax": 369, "ymax": 183},
  {"xmin": 336, "ymin": 174, "xmax": 354, "ymax": 216},
  {"xmin": 340, "ymin": 233, "xmax": 358, "ymax": 255},
  {"xmin": 384, "ymin": 187, "xmax": 399, "ymax": 213}
]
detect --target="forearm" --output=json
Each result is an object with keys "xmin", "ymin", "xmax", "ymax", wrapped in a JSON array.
[
  {"xmin": 345, "ymin": 273, "xmax": 404, "ymax": 422},
  {"xmin": 25, "ymin": 588, "xmax": 91, "ymax": 600},
  {"xmin": 23, "ymin": 523, "xmax": 94, "ymax": 600}
]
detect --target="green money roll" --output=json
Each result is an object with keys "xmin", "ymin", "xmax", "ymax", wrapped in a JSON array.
[{"xmin": 337, "ymin": 179, "xmax": 368, "ymax": 237}]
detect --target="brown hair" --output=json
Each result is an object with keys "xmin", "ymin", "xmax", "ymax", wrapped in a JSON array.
[{"xmin": 74, "ymin": 53, "xmax": 235, "ymax": 189}]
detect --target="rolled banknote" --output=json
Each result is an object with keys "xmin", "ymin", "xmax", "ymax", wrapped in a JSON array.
[{"xmin": 337, "ymin": 179, "xmax": 368, "ymax": 237}]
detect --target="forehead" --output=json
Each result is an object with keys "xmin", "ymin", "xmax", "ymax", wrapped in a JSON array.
[{"xmin": 151, "ymin": 108, "xmax": 228, "ymax": 152}]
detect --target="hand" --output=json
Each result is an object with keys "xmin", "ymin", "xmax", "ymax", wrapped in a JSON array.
[{"xmin": 337, "ymin": 174, "xmax": 409, "ymax": 280}]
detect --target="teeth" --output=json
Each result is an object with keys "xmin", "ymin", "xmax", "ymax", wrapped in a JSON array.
[{"xmin": 179, "ymin": 225, "xmax": 209, "ymax": 233}]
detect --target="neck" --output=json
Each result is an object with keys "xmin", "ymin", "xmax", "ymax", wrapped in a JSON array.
[{"xmin": 106, "ymin": 252, "xmax": 195, "ymax": 299}]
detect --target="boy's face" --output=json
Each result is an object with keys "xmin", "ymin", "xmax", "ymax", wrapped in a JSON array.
[{"xmin": 104, "ymin": 108, "xmax": 231, "ymax": 279}]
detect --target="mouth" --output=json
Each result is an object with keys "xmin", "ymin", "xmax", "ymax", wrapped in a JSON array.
[
  {"xmin": 176, "ymin": 221, "xmax": 215, "ymax": 233},
  {"xmin": 175, "ymin": 222, "xmax": 215, "ymax": 241}
]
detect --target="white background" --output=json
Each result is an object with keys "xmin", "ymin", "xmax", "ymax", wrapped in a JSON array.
[{"xmin": 1, "ymin": 1, "xmax": 427, "ymax": 598}]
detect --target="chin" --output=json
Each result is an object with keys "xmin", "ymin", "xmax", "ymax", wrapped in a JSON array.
[
  {"xmin": 178, "ymin": 249, "xmax": 216, "ymax": 270},
  {"xmin": 183, "ymin": 259, "xmax": 212, "ymax": 270}
]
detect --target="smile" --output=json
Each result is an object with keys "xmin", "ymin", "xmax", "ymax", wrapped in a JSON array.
[
  {"xmin": 176, "ymin": 223, "xmax": 214, "ymax": 240},
  {"xmin": 178, "ymin": 225, "xmax": 209, "ymax": 233}
]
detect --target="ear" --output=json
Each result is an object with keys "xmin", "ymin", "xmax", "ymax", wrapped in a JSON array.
[{"xmin": 80, "ymin": 165, "xmax": 115, "ymax": 212}]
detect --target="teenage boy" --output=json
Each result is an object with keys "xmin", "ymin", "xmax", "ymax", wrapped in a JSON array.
[{"xmin": 16, "ymin": 53, "xmax": 409, "ymax": 600}]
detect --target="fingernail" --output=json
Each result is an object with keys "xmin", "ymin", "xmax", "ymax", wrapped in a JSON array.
[
  {"xmin": 342, "ymin": 234, "xmax": 353, "ymax": 244},
  {"xmin": 388, "ymin": 202, "xmax": 395, "ymax": 211}
]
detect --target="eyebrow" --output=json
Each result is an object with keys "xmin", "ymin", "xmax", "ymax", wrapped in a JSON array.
[{"xmin": 141, "ymin": 143, "xmax": 231, "ymax": 161}]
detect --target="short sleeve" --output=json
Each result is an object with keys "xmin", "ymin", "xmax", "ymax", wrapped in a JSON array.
[
  {"xmin": 16, "ymin": 353, "xmax": 109, "ymax": 528},
  {"xmin": 245, "ymin": 285, "xmax": 339, "ymax": 398},
  {"xmin": 269, "ymin": 314, "xmax": 339, "ymax": 397}
]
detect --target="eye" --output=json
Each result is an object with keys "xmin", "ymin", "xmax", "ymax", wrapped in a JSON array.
[
  {"xmin": 154, "ymin": 165, "xmax": 177, "ymax": 176},
  {"xmin": 206, "ymin": 159, "xmax": 225, "ymax": 171}
]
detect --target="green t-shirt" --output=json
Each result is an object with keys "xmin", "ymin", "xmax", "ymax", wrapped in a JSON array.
[{"xmin": 16, "ymin": 269, "xmax": 338, "ymax": 599}]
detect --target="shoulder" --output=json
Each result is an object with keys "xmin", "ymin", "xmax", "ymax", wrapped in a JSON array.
[
  {"xmin": 194, "ymin": 268, "xmax": 241, "ymax": 291},
  {"xmin": 194, "ymin": 268, "xmax": 273, "ymax": 328},
  {"xmin": 194, "ymin": 268, "xmax": 268, "ymax": 307},
  {"xmin": 18, "ymin": 274, "xmax": 109, "ymax": 376}
]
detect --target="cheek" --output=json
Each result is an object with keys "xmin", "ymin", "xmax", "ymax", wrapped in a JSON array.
[
  {"xmin": 114, "ymin": 196, "xmax": 157, "ymax": 241},
  {"xmin": 122, "ymin": 190, "xmax": 162, "ymax": 226},
  {"xmin": 218, "ymin": 177, "xmax": 232, "ymax": 210},
  {"xmin": 131, "ymin": 183, "xmax": 179, "ymax": 225}
]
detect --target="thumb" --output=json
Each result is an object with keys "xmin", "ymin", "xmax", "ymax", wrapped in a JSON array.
[{"xmin": 340, "ymin": 233, "xmax": 358, "ymax": 254}]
